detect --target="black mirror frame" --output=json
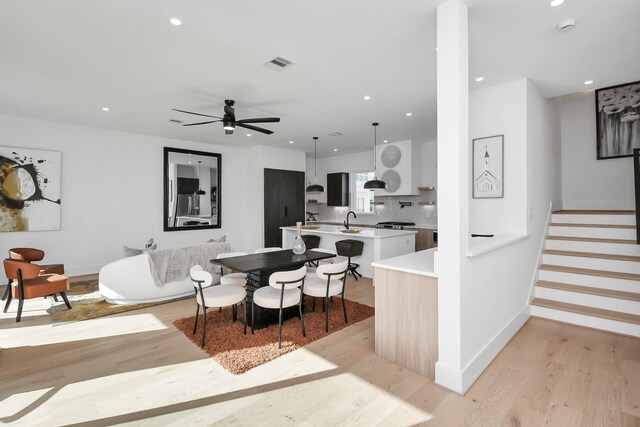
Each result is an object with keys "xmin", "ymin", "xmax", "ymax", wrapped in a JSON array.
[{"xmin": 163, "ymin": 147, "xmax": 222, "ymax": 232}]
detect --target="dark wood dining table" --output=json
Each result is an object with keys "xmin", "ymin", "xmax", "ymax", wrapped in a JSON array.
[{"xmin": 210, "ymin": 249, "xmax": 335, "ymax": 329}]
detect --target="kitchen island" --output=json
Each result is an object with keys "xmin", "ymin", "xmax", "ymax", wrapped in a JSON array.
[
  {"xmin": 281, "ymin": 225, "xmax": 416, "ymax": 278},
  {"xmin": 371, "ymin": 248, "xmax": 438, "ymax": 379}
]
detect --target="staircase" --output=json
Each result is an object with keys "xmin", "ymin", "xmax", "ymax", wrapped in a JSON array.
[{"xmin": 530, "ymin": 210, "xmax": 640, "ymax": 337}]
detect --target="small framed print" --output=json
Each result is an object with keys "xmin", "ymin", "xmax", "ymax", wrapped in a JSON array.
[{"xmin": 472, "ymin": 135, "xmax": 504, "ymax": 199}]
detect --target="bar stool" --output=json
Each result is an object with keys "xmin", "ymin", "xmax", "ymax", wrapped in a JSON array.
[
  {"xmin": 301, "ymin": 235, "xmax": 320, "ymax": 250},
  {"xmin": 335, "ymin": 239, "xmax": 364, "ymax": 280}
]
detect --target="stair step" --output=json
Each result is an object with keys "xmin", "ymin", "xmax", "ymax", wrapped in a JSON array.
[
  {"xmin": 531, "ymin": 298, "xmax": 640, "ymax": 325},
  {"xmin": 553, "ymin": 210, "xmax": 635, "ymax": 215},
  {"xmin": 550, "ymin": 223, "xmax": 636, "ymax": 229},
  {"xmin": 539, "ymin": 264, "xmax": 640, "ymax": 281},
  {"xmin": 547, "ymin": 236, "xmax": 636, "ymax": 245},
  {"xmin": 543, "ymin": 249, "xmax": 640, "ymax": 262},
  {"xmin": 536, "ymin": 280, "xmax": 640, "ymax": 302}
]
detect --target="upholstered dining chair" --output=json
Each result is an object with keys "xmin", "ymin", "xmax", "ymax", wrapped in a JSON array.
[
  {"xmin": 303, "ymin": 261, "xmax": 349, "ymax": 332},
  {"xmin": 189, "ymin": 265, "xmax": 247, "ymax": 348},
  {"xmin": 2, "ymin": 248, "xmax": 65, "ymax": 302},
  {"xmin": 216, "ymin": 252, "xmax": 248, "ymax": 286},
  {"xmin": 254, "ymin": 247, "xmax": 283, "ymax": 254},
  {"xmin": 306, "ymin": 248, "xmax": 337, "ymax": 271},
  {"xmin": 3, "ymin": 259, "xmax": 71, "ymax": 322},
  {"xmin": 251, "ymin": 266, "xmax": 307, "ymax": 349}
]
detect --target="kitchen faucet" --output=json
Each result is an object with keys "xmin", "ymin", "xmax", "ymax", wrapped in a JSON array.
[{"xmin": 344, "ymin": 210, "xmax": 357, "ymax": 230}]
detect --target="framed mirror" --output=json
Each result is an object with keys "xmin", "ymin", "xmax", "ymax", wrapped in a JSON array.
[{"xmin": 163, "ymin": 147, "xmax": 221, "ymax": 231}]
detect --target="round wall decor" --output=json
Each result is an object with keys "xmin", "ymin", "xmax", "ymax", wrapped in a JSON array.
[
  {"xmin": 381, "ymin": 145, "xmax": 401, "ymax": 168},
  {"xmin": 380, "ymin": 169, "xmax": 401, "ymax": 193}
]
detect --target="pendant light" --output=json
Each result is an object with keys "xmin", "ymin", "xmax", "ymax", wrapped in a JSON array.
[
  {"xmin": 194, "ymin": 161, "xmax": 206, "ymax": 195},
  {"xmin": 306, "ymin": 136, "xmax": 325, "ymax": 193},
  {"xmin": 364, "ymin": 122, "xmax": 386, "ymax": 189}
]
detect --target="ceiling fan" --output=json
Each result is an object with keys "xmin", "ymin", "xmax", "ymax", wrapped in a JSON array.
[{"xmin": 172, "ymin": 99, "xmax": 280, "ymax": 135}]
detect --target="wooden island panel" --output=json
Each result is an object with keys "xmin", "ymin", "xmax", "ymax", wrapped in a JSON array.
[{"xmin": 374, "ymin": 267, "xmax": 438, "ymax": 379}]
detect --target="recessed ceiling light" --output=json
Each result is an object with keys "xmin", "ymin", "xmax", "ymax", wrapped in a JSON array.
[
  {"xmin": 289, "ymin": 140, "xmax": 294, "ymax": 144},
  {"xmin": 550, "ymin": 0, "xmax": 564, "ymax": 6},
  {"xmin": 475, "ymin": 77, "xmax": 484, "ymax": 82},
  {"xmin": 383, "ymin": 140, "xmax": 388, "ymax": 143},
  {"xmin": 406, "ymin": 112, "xmax": 412, "ymax": 117},
  {"xmin": 102, "ymin": 107, "xmax": 110, "ymax": 111},
  {"xmin": 246, "ymin": 133, "xmax": 251, "ymax": 137},
  {"xmin": 333, "ymin": 148, "xmax": 338, "ymax": 152},
  {"xmin": 584, "ymin": 80, "xmax": 594, "ymax": 85},
  {"xmin": 169, "ymin": 18, "xmax": 182, "ymax": 26},
  {"xmin": 364, "ymin": 95, "xmax": 371, "ymax": 100}
]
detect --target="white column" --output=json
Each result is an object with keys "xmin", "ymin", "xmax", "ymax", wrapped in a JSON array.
[{"xmin": 435, "ymin": 0, "xmax": 469, "ymax": 393}]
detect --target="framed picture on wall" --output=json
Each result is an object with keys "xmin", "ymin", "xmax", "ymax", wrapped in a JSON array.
[
  {"xmin": 596, "ymin": 80, "xmax": 640, "ymax": 160},
  {"xmin": 472, "ymin": 135, "xmax": 504, "ymax": 199}
]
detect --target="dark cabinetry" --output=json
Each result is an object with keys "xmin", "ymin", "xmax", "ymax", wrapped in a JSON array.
[
  {"xmin": 327, "ymin": 172, "xmax": 349, "ymax": 206},
  {"xmin": 406, "ymin": 228, "xmax": 438, "ymax": 251},
  {"xmin": 264, "ymin": 168, "xmax": 305, "ymax": 247}
]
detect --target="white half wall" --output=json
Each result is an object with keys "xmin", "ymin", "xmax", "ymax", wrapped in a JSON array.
[
  {"xmin": 0, "ymin": 114, "xmax": 304, "ymax": 276},
  {"xmin": 559, "ymin": 91, "xmax": 634, "ymax": 210}
]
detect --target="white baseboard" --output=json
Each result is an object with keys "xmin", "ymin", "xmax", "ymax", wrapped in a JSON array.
[
  {"xmin": 434, "ymin": 362, "xmax": 463, "ymax": 394},
  {"xmin": 460, "ymin": 306, "xmax": 530, "ymax": 393}
]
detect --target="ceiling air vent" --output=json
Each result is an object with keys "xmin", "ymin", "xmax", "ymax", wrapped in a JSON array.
[
  {"xmin": 264, "ymin": 56, "xmax": 295, "ymax": 71},
  {"xmin": 328, "ymin": 132, "xmax": 343, "ymax": 137}
]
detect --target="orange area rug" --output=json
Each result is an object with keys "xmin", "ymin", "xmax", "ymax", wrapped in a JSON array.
[{"xmin": 173, "ymin": 297, "xmax": 374, "ymax": 374}]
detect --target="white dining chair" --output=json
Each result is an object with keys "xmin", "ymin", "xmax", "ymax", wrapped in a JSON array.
[
  {"xmin": 190, "ymin": 265, "xmax": 247, "ymax": 348},
  {"xmin": 216, "ymin": 252, "xmax": 248, "ymax": 286},
  {"xmin": 251, "ymin": 266, "xmax": 307, "ymax": 348},
  {"xmin": 254, "ymin": 247, "xmax": 283, "ymax": 254},
  {"xmin": 307, "ymin": 248, "xmax": 336, "ymax": 272},
  {"xmin": 303, "ymin": 261, "xmax": 349, "ymax": 333}
]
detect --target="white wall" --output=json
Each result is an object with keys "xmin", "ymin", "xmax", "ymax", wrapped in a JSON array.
[
  {"xmin": 0, "ymin": 114, "xmax": 304, "ymax": 276},
  {"xmin": 469, "ymin": 80, "xmax": 528, "ymax": 234},
  {"xmin": 559, "ymin": 91, "xmax": 634, "ymax": 209}
]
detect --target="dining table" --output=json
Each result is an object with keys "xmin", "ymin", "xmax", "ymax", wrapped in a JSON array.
[{"xmin": 210, "ymin": 249, "xmax": 335, "ymax": 329}]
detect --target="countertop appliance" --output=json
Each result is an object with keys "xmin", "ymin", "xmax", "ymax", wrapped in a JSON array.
[{"xmin": 375, "ymin": 221, "xmax": 416, "ymax": 230}]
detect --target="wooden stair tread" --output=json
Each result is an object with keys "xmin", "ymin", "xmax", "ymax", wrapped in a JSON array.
[
  {"xmin": 546, "ymin": 236, "xmax": 636, "ymax": 244},
  {"xmin": 536, "ymin": 280, "xmax": 640, "ymax": 302},
  {"xmin": 531, "ymin": 298, "xmax": 640, "ymax": 325},
  {"xmin": 553, "ymin": 210, "xmax": 635, "ymax": 215},
  {"xmin": 550, "ymin": 223, "xmax": 636, "ymax": 229},
  {"xmin": 539, "ymin": 264, "xmax": 640, "ymax": 281},
  {"xmin": 543, "ymin": 249, "xmax": 640, "ymax": 262}
]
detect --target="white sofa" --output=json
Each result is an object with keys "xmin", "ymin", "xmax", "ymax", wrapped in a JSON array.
[{"xmin": 99, "ymin": 242, "xmax": 230, "ymax": 304}]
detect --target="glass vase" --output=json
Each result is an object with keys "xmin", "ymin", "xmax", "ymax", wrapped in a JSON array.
[{"xmin": 292, "ymin": 222, "xmax": 306, "ymax": 254}]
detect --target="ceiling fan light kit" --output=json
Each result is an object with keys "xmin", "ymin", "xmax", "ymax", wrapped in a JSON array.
[
  {"xmin": 364, "ymin": 122, "xmax": 387, "ymax": 190},
  {"xmin": 173, "ymin": 99, "xmax": 280, "ymax": 135},
  {"xmin": 306, "ymin": 136, "xmax": 325, "ymax": 193}
]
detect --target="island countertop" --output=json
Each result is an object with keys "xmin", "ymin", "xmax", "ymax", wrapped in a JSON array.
[
  {"xmin": 280, "ymin": 225, "xmax": 417, "ymax": 239},
  {"xmin": 371, "ymin": 247, "xmax": 438, "ymax": 277}
]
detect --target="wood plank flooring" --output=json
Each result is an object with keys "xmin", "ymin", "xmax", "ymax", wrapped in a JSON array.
[{"xmin": 0, "ymin": 277, "xmax": 638, "ymax": 426}]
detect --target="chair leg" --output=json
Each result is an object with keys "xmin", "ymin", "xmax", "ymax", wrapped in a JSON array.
[
  {"xmin": 59, "ymin": 292, "xmax": 72, "ymax": 309},
  {"xmin": 312, "ymin": 297, "xmax": 316, "ymax": 312},
  {"xmin": 322, "ymin": 297, "xmax": 325, "ymax": 313},
  {"xmin": 16, "ymin": 298, "xmax": 24, "ymax": 322},
  {"xmin": 52, "ymin": 294, "xmax": 59, "ymax": 302},
  {"xmin": 2, "ymin": 281, "xmax": 11, "ymax": 301},
  {"xmin": 278, "ymin": 306, "xmax": 283, "ymax": 349},
  {"xmin": 251, "ymin": 301, "xmax": 255, "ymax": 335},
  {"xmin": 201, "ymin": 306, "xmax": 207, "ymax": 348},
  {"xmin": 193, "ymin": 304, "xmax": 200, "ymax": 334},
  {"xmin": 299, "ymin": 300, "xmax": 306, "ymax": 337},
  {"xmin": 342, "ymin": 295, "xmax": 348, "ymax": 324},
  {"xmin": 3, "ymin": 292, "xmax": 12, "ymax": 313},
  {"xmin": 325, "ymin": 295, "xmax": 329, "ymax": 333},
  {"xmin": 232, "ymin": 304, "xmax": 237, "ymax": 322},
  {"xmin": 243, "ymin": 297, "xmax": 247, "ymax": 335}
]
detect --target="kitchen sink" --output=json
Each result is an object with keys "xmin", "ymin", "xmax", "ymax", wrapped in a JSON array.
[{"xmin": 340, "ymin": 229, "xmax": 361, "ymax": 234}]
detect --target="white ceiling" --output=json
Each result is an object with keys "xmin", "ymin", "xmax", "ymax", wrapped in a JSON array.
[{"xmin": 0, "ymin": 0, "xmax": 638, "ymax": 157}]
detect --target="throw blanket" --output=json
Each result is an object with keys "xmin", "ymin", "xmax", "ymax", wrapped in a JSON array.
[{"xmin": 147, "ymin": 242, "xmax": 231, "ymax": 287}]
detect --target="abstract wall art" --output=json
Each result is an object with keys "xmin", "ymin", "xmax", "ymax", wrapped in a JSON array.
[
  {"xmin": 472, "ymin": 135, "xmax": 504, "ymax": 199},
  {"xmin": 596, "ymin": 80, "xmax": 640, "ymax": 159},
  {"xmin": 0, "ymin": 146, "xmax": 61, "ymax": 232}
]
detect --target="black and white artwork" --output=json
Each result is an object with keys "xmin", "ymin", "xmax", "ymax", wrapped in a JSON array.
[
  {"xmin": 596, "ymin": 80, "xmax": 640, "ymax": 159},
  {"xmin": 473, "ymin": 135, "xmax": 504, "ymax": 199},
  {"xmin": 0, "ymin": 146, "xmax": 61, "ymax": 232}
]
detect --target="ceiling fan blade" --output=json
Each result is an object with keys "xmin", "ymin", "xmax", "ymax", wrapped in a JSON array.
[
  {"xmin": 224, "ymin": 105, "xmax": 235, "ymax": 122},
  {"xmin": 225, "ymin": 128, "xmax": 234, "ymax": 135},
  {"xmin": 235, "ymin": 117, "xmax": 281, "ymax": 124},
  {"xmin": 236, "ymin": 123, "xmax": 274, "ymax": 135},
  {"xmin": 182, "ymin": 120, "xmax": 221, "ymax": 126},
  {"xmin": 172, "ymin": 109, "xmax": 222, "ymax": 119}
]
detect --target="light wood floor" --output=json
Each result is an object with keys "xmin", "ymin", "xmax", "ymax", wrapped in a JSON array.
[{"xmin": 0, "ymin": 277, "xmax": 639, "ymax": 426}]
